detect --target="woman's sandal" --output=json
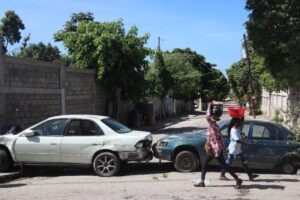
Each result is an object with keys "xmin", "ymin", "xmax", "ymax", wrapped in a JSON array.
[
  {"xmin": 194, "ymin": 181, "xmax": 205, "ymax": 187},
  {"xmin": 235, "ymin": 178, "xmax": 243, "ymax": 189}
]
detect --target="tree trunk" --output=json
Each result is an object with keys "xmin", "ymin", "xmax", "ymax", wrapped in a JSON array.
[{"xmin": 112, "ymin": 88, "xmax": 121, "ymax": 121}]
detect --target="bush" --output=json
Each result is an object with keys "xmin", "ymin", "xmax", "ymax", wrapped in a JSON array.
[{"xmin": 272, "ymin": 109, "xmax": 283, "ymax": 124}]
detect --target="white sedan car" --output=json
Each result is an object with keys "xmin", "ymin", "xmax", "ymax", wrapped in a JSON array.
[{"xmin": 0, "ymin": 115, "xmax": 153, "ymax": 176}]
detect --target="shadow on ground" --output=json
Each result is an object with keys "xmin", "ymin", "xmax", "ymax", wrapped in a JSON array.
[
  {"xmin": 14, "ymin": 162, "xmax": 175, "ymax": 178},
  {"xmin": 137, "ymin": 111, "xmax": 206, "ymax": 133}
]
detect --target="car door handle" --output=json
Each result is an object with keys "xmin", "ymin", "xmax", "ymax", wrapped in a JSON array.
[
  {"xmin": 91, "ymin": 143, "xmax": 102, "ymax": 146},
  {"xmin": 50, "ymin": 143, "xmax": 58, "ymax": 145}
]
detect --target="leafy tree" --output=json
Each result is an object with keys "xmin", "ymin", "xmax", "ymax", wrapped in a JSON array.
[
  {"xmin": 18, "ymin": 41, "xmax": 61, "ymax": 62},
  {"xmin": 246, "ymin": 0, "xmax": 300, "ymax": 88},
  {"xmin": 162, "ymin": 48, "xmax": 228, "ymax": 101},
  {"xmin": 20, "ymin": 34, "xmax": 30, "ymax": 50},
  {"xmin": 55, "ymin": 13, "xmax": 151, "ymax": 118},
  {"xmin": 227, "ymin": 36, "xmax": 285, "ymax": 107},
  {"xmin": 227, "ymin": 60, "xmax": 251, "ymax": 105},
  {"xmin": 0, "ymin": 10, "xmax": 25, "ymax": 54},
  {"xmin": 204, "ymin": 69, "xmax": 230, "ymax": 101},
  {"xmin": 145, "ymin": 47, "xmax": 172, "ymax": 99}
]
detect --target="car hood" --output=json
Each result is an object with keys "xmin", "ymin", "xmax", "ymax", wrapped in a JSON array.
[
  {"xmin": 126, "ymin": 130, "xmax": 152, "ymax": 140},
  {"xmin": 161, "ymin": 131, "xmax": 206, "ymax": 141}
]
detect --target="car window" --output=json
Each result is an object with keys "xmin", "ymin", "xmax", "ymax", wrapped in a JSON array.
[
  {"xmin": 66, "ymin": 119, "xmax": 104, "ymax": 136},
  {"xmin": 101, "ymin": 118, "xmax": 132, "ymax": 133},
  {"xmin": 32, "ymin": 119, "xmax": 68, "ymax": 136},
  {"xmin": 242, "ymin": 124, "xmax": 250, "ymax": 137},
  {"xmin": 220, "ymin": 125, "xmax": 229, "ymax": 138},
  {"xmin": 251, "ymin": 125, "xmax": 278, "ymax": 140},
  {"xmin": 219, "ymin": 121, "xmax": 229, "ymax": 138}
]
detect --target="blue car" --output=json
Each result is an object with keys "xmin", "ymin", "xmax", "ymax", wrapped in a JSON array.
[{"xmin": 152, "ymin": 120, "xmax": 300, "ymax": 174}]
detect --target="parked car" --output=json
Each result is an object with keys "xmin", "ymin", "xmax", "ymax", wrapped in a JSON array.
[
  {"xmin": 0, "ymin": 115, "xmax": 153, "ymax": 177},
  {"xmin": 153, "ymin": 119, "xmax": 300, "ymax": 174}
]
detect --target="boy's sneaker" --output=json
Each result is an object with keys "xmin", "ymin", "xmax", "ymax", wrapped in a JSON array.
[{"xmin": 249, "ymin": 174, "xmax": 259, "ymax": 181}]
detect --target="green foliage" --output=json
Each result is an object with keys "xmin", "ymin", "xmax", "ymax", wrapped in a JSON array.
[
  {"xmin": 226, "ymin": 38, "xmax": 284, "ymax": 106},
  {"xmin": 226, "ymin": 60, "xmax": 249, "ymax": 104},
  {"xmin": 205, "ymin": 69, "xmax": 230, "ymax": 101},
  {"xmin": 272, "ymin": 109, "xmax": 283, "ymax": 124},
  {"xmin": 246, "ymin": 0, "xmax": 300, "ymax": 88},
  {"xmin": 0, "ymin": 10, "xmax": 25, "ymax": 54},
  {"xmin": 291, "ymin": 126, "xmax": 300, "ymax": 143},
  {"xmin": 164, "ymin": 50, "xmax": 202, "ymax": 100},
  {"xmin": 54, "ymin": 13, "xmax": 151, "ymax": 117},
  {"xmin": 145, "ymin": 49, "xmax": 171, "ymax": 98},
  {"xmin": 18, "ymin": 42, "xmax": 61, "ymax": 62},
  {"xmin": 146, "ymin": 48, "xmax": 229, "ymax": 102}
]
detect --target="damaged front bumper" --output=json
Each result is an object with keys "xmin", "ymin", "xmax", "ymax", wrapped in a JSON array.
[
  {"xmin": 152, "ymin": 143, "xmax": 172, "ymax": 161},
  {"xmin": 119, "ymin": 140, "xmax": 153, "ymax": 162}
]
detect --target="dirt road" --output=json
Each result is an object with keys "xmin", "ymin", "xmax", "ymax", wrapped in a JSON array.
[{"xmin": 1, "ymin": 164, "xmax": 299, "ymax": 200}]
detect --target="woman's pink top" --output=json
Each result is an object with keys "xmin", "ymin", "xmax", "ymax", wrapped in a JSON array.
[{"xmin": 206, "ymin": 108, "xmax": 224, "ymax": 157}]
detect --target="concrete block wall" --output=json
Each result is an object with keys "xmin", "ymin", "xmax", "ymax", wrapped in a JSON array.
[
  {"xmin": 0, "ymin": 53, "xmax": 103, "ymax": 129},
  {"xmin": 0, "ymin": 56, "xmax": 63, "ymax": 128},
  {"xmin": 65, "ymin": 69, "xmax": 96, "ymax": 114},
  {"xmin": 261, "ymin": 88, "xmax": 288, "ymax": 118},
  {"xmin": 261, "ymin": 88, "xmax": 300, "ymax": 128},
  {"xmin": 95, "ymin": 85, "xmax": 107, "ymax": 115}
]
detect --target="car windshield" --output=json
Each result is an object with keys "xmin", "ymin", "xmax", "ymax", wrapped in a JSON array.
[
  {"xmin": 101, "ymin": 118, "xmax": 132, "ymax": 134},
  {"xmin": 218, "ymin": 120, "xmax": 229, "ymax": 129}
]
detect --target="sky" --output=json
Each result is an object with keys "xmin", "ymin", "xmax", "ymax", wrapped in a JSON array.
[{"xmin": 0, "ymin": 0, "xmax": 249, "ymax": 74}]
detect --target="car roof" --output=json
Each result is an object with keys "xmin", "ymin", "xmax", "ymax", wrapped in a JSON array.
[
  {"xmin": 219, "ymin": 119, "xmax": 286, "ymax": 128},
  {"xmin": 47, "ymin": 115, "xmax": 109, "ymax": 121}
]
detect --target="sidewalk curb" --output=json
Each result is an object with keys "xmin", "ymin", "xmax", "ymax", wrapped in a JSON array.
[{"xmin": 0, "ymin": 172, "xmax": 21, "ymax": 183}]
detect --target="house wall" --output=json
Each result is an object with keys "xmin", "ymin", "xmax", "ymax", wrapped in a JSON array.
[{"xmin": 261, "ymin": 88, "xmax": 300, "ymax": 128}]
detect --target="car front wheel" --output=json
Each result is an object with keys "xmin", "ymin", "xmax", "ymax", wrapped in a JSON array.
[
  {"xmin": 0, "ymin": 149, "xmax": 12, "ymax": 172},
  {"xmin": 93, "ymin": 152, "xmax": 120, "ymax": 177},
  {"xmin": 174, "ymin": 150, "xmax": 199, "ymax": 172},
  {"xmin": 282, "ymin": 162, "xmax": 295, "ymax": 174}
]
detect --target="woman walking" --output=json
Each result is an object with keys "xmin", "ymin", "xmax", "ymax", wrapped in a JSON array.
[{"xmin": 194, "ymin": 102, "xmax": 243, "ymax": 188}]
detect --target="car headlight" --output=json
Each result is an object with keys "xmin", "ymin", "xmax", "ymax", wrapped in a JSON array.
[
  {"xmin": 146, "ymin": 134, "xmax": 153, "ymax": 142},
  {"xmin": 157, "ymin": 140, "xmax": 168, "ymax": 147},
  {"xmin": 135, "ymin": 140, "xmax": 151, "ymax": 148}
]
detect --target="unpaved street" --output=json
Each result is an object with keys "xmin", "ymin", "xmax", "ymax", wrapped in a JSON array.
[
  {"xmin": 1, "ymin": 112, "xmax": 300, "ymax": 200},
  {"xmin": 1, "ymin": 164, "xmax": 299, "ymax": 200}
]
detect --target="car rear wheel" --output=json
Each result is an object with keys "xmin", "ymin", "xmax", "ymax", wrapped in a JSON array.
[
  {"xmin": 282, "ymin": 162, "xmax": 295, "ymax": 174},
  {"xmin": 0, "ymin": 149, "xmax": 11, "ymax": 172},
  {"xmin": 174, "ymin": 150, "xmax": 199, "ymax": 172},
  {"xmin": 93, "ymin": 152, "xmax": 120, "ymax": 177}
]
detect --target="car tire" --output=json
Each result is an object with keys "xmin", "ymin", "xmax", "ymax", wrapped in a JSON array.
[
  {"xmin": 0, "ymin": 149, "xmax": 11, "ymax": 172},
  {"xmin": 174, "ymin": 150, "xmax": 199, "ymax": 172},
  {"xmin": 93, "ymin": 152, "xmax": 120, "ymax": 177},
  {"xmin": 282, "ymin": 162, "xmax": 295, "ymax": 174}
]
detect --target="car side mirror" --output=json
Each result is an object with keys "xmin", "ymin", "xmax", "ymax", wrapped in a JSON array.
[{"xmin": 22, "ymin": 130, "xmax": 36, "ymax": 137}]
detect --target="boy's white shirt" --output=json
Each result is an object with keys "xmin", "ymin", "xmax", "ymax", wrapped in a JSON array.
[{"xmin": 228, "ymin": 127, "xmax": 242, "ymax": 155}]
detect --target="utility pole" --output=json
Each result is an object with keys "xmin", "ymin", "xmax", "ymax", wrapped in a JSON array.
[
  {"xmin": 157, "ymin": 36, "xmax": 161, "ymax": 52},
  {"xmin": 243, "ymin": 34, "xmax": 256, "ymax": 118}
]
